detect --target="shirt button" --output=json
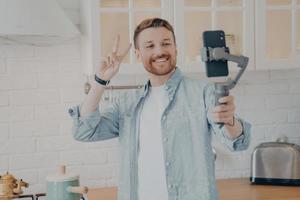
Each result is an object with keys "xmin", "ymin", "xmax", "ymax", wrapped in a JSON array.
[
  {"xmin": 163, "ymin": 138, "xmax": 168, "ymax": 142},
  {"xmin": 168, "ymin": 184, "xmax": 173, "ymax": 189},
  {"xmin": 166, "ymin": 162, "xmax": 170, "ymax": 167}
]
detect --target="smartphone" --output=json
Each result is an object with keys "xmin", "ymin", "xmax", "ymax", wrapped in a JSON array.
[{"xmin": 202, "ymin": 30, "xmax": 229, "ymax": 77}]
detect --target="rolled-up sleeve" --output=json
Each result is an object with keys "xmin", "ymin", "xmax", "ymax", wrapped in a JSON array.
[
  {"xmin": 68, "ymin": 103, "xmax": 119, "ymax": 142},
  {"xmin": 218, "ymin": 115, "xmax": 251, "ymax": 151},
  {"xmin": 204, "ymin": 83, "xmax": 251, "ymax": 151}
]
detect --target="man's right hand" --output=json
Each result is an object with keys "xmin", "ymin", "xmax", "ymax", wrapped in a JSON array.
[{"xmin": 97, "ymin": 34, "xmax": 132, "ymax": 81}]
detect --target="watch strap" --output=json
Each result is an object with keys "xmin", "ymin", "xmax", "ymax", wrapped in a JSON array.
[{"xmin": 94, "ymin": 74, "xmax": 110, "ymax": 86}]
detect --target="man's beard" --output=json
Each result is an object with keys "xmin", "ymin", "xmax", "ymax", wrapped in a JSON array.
[{"xmin": 143, "ymin": 53, "xmax": 176, "ymax": 76}]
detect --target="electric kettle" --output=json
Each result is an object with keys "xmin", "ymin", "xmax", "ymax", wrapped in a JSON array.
[{"xmin": 45, "ymin": 165, "xmax": 88, "ymax": 200}]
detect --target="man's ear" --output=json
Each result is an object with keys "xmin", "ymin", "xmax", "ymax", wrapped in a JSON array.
[{"xmin": 135, "ymin": 48, "xmax": 142, "ymax": 63}]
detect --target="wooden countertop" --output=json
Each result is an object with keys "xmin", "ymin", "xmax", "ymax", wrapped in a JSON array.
[
  {"xmin": 217, "ymin": 178, "xmax": 300, "ymax": 200},
  {"xmin": 87, "ymin": 178, "xmax": 300, "ymax": 200}
]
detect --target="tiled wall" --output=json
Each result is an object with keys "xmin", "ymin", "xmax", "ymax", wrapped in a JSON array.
[{"xmin": 0, "ymin": 0, "xmax": 300, "ymax": 194}]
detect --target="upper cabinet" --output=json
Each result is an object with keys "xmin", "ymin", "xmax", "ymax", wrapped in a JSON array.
[
  {"xmin": 81, "ymin": 0, "xmax": 300, "ymax": 75},
  {"xmin": 80, "ymin": 0, "xmax": 255, "ymax": 75},
  {"xmin": 256, "ymin": 0, "xmax": 300, "ymax": 69},
  {"xmin": 174, "ymin": 0, "xmax": 255, "ymax": 72},
  {"xmin": 81, "ymin": 0, "xmax": 168, "ymax": 75}
]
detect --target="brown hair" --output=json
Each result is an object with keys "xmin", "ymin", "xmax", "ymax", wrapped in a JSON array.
[{"xmin": 133, "ymin": 18, "xmax": 176, "ymax": 49}]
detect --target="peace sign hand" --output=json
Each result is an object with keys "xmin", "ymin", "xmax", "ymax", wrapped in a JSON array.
[{"xmin": 97, "ymin": 34, "xmax": 132, "ymax": 81}]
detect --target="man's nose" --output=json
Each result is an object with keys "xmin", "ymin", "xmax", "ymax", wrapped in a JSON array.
[{"xmin": 154, "ymin": 46, "xmax": 163, "ymax": 55}]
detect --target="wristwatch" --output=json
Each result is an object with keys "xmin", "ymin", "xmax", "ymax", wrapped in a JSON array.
[{"xmin": 94, "ymin": 74, "xmax": 110, "ymax": 86}]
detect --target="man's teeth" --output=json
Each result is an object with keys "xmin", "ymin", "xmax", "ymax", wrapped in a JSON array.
[{"xmin": 154, "ymin": 58, "xmax": 168, "ymax": 63}]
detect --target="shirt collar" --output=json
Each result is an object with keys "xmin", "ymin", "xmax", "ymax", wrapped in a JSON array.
[{"xmin": 142, "ymin": 67, "xmax": 183, "ymax": 98}]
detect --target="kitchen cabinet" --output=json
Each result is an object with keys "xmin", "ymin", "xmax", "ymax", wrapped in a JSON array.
[
  {"xmin": 81, "ymin": 0, "xmax": 300, "ymax": 75},
  {"xmin": 87, "ymin": 178, "xmax": 300, "ymax": 200},
  {"xmin": 80, "ymin": 0, "xmax": 167, "ymax": 75},
  {"xmin": 80, "ymin": 0, "xmax": 255, "ymax": 75},
  {"xmin": 174, "ymin": 0, "xmax": 255, "ymax": 72},
  {"xmin": 255, "ymin": 0, "xmax": 300, "ymax": 70}
]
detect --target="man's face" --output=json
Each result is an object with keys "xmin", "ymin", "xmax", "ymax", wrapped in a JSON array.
[{"xmin": 135, "ymin": 27, "xmax": 177, "ymax": 76}]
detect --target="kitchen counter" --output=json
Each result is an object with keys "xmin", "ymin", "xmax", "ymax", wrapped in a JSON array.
[
  {"xmin": 217, "ymin": 178, "xmax": 300, "ymax": 200},
  {"xmin": 87, "ymin": 178, "xmax": 300, "ymax": 200}
]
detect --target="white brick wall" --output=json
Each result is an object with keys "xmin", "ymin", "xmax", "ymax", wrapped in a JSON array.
[
  {"xmin": 0, "ymin": 0, "xmax": 300, "ymax": 195},
  {"xmin": 0, "ymin": 123, "xmax": 9, "ymax": 140},
  {"xmin": 213, "ymin": 69, "xmax": 300, "ymax": 178},
  {"xmin": 0, "ymin": 58, "xmax": 6, "ymax": 74},
  {"xmin": 0, "ymin": 91, "xmax": 8, "ymax": 106}
]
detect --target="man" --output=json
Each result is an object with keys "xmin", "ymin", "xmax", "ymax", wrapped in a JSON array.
[{"xmin": 69, "ymin": 18, "xmax": 251, "ymax": 200}]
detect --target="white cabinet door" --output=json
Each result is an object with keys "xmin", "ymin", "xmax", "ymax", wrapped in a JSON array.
[
  {"xmin": 80, "ymin": 0, "xmax": 173, "ymax": 75},
  {"xmin": 81, "ymin": 0, "xmax": 255, "ymax": 76},
  {"xmin": 174, "ymin": 0, "xmax": 255, "ymax": 73},
  {"xmin": 256, "ymin": 0, "xmax": 300, "ymax": 70}
]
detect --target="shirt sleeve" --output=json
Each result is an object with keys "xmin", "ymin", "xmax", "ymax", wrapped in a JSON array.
[
  {"xmin": 68, "ymin": 102, "xmax": 120, "ymax": 142},
  {"xmin": 204, "ymin": 83, "xmax": 251, "ymax": 152}
]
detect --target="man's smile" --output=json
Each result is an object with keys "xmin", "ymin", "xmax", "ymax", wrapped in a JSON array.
[{"xmin": 152, "ymin": 56, "xmax": 169, "ymax": 63}]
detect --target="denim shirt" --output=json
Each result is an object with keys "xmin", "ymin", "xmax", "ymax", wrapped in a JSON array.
[{"xmin": 68, "ymin": 68, "xmax": 251, "ymax": 200}]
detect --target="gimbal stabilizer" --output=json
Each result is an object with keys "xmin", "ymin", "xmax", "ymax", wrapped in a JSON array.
[{"xmin": 201, "ymin": 47, "xmax": 249, "ymax": 127}]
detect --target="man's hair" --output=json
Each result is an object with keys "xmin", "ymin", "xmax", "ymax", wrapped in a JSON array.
[{"xmin": 133, "ymin": 18, "xmax": 176, "ymax": 49}]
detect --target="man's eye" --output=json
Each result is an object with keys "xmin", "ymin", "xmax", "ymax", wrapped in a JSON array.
[
  {"xmin": 146, "ymin": 45, "xmax": 154, "ymax": 48},
  {"xmin": 163, "ymin": 43, "xmax": 171, "ymax": 46}
]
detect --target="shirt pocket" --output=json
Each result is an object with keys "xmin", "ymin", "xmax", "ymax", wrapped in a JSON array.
[
  {"xmin": 167, "ymin": 107, "xmax": 187, "ymax": 122},
  {"xmin": 166, "ymin": 108, "xmax": 189, "ymax": 133}
]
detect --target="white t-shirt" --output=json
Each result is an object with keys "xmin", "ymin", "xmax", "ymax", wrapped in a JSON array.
[{"xmin": 138, "ymin": 85, "xmax": 169, "ymax": 200}]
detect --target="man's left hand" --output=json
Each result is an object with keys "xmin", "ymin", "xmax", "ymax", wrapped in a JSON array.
[
  {"xmin": 211, "ymin": 95, "xmax": 235, "ymax": 125},
  {"xmin": 211, "ymin": 95, "xmax": 243, "ymax": 139}
]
